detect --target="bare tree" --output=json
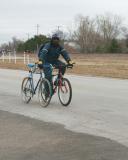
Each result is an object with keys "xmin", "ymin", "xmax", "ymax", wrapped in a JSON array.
[
  {"xmin": 96, "ymin": 13, "xmax": 122, "ymax": 42},
  {"xmin": 72, "ymin": 13, "xmax": 123, "ymax": 53},
  {"xmin": 73, "ymin": 15, "xmax": 100, "ymax": 53},
  {"xmin": 122, "ymin": 27, "xmax": 128, "ymax": 39},
  {"xmin": 121, "ymin": 26, "xmax": 128, "ymax": 52},
  {"xmin": 0, "ymin": 37, "xmax": 23, "ymax": 53}
]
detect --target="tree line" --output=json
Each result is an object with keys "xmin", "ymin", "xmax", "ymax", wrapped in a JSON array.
[
  {"xmin": 71, "ymin": 13, "xmax": 128, "ymax": 53},
  {"xmin": 0, "ymin": 35, "xmax": 50, "ymax": 53},
  {"xmin": 1, "ymin": 13, "xmax": 128, "ymax": 54}
]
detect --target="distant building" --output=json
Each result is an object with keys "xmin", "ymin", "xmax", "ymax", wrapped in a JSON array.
[
  {"xmin": 64, "ymin": 42, "xmax": 80, "ymax": 54},
  {"xmin": 64, "ymin": 42, "xmax": 80, "ymax": 50}
]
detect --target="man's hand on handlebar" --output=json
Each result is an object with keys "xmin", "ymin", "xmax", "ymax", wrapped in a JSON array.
[
  {"xmin": 67, "ymin": 60, "xmax": 75, "ymax": 67},
  {"xmin": 35, "ymin": 61, "xmax": 43, "ymax": 65}
]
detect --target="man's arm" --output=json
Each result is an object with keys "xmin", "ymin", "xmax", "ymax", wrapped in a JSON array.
[
  {"xmin": 39, "ymin": 43, "xmax": 50, "ymax": 63},
  {"xmin": 60, "ymin": 46, "xmax": 71, "ymax": 63}
]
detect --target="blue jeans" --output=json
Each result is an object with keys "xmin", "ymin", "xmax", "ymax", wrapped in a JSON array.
[{"xmin": 43, "ymin": 60, "xmax": 66, "ymax": 87}]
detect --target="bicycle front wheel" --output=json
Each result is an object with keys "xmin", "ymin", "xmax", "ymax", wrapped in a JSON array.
[
  {"xmin": 21, "ymin": 77, "xmax": 33, "ymax": 103},
  {"xmin": 58, "ymin": 78, "xmax": 72, "ymax": 106},
  {"xmin": 38, "ymin": 78, "xmax": 52, "ymax": 107}
]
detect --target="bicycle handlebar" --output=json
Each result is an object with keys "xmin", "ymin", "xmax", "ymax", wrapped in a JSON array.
[
  {"xmin": 27, "ymin": 62, "xmax": 75, "ymax": 73},
  {"xmin": 52, "ymin": 62, "xmax": 75, "ymax": 70}
]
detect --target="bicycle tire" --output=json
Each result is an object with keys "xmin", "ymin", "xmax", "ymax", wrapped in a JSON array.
[
  {"xmin": 21, "ymin": 77, "xmax": 32, "ymax": 103},
  {"xmin": 38, "ymin": 78, "xmax": 52, "ymax": 107},
  {"xmin": 58, "ymin": 78, "xmax": 72, "ymax": 106}
]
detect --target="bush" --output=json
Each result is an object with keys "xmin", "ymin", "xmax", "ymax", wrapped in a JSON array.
[
  {"xmin": 108, "ymin": 39, "xmax": 122, "ymax": 53},
  {"xmin": 17, "ymin": 35, "xmax": 50, "ymax": 53}
]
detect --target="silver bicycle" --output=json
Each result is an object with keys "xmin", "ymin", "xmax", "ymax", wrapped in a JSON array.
[{"xmin": 21, "ymin": 63, "xmax": 52, "ymax": 107}]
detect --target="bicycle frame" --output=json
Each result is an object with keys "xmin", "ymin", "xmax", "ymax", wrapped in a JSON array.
[
  {"xmin": 52, "ymin": 65, "xmax": 68, "ymax": 94},
  {"xmin": 28, "ymin": 70, "xmax": 43, "ymax": 96}
]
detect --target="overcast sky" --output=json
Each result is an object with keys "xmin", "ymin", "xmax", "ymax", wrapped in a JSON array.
[{"xmin": 0, "ymin": 0, "xmax": 128, "ymax": 44}]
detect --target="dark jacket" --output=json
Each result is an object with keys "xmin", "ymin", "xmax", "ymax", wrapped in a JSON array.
[{"xmin": 39, "ymin": 42, "xmax": 71, "ymax": 63}]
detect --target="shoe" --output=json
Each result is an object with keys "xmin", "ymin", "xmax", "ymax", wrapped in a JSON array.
[
  {"xmin": 51, "ymin": 88, "xmax": 55, "ymax": 96},
  {"xmin": 61, "ymin": 80, "xmax": 65, "ymax": 86},
  {"xmin": 44, "ymin": 88, "xmax": 55, "ymax": 100},
  {"xmin": 54, "ymin": 79, "xmax": 59, "ymax": 86}
]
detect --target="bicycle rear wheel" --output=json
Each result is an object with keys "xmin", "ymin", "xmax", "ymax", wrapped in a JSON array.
[
  {"xmin": 58, "ymin": 78, "xmax": 72, "ymax": 106},
  {"xmin": 21, "ymin": 77, "xmax": 33, "ymax": 103},
  {"xmin": 38, "ymin": 78, "xmax": 52, "ymax": 107}
]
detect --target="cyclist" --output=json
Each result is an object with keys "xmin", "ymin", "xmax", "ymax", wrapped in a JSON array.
[{"xmin": 38, "ymin": 33, "xmax": 74, "ymax": 95}]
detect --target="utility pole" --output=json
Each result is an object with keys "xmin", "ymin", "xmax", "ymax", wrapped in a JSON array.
[
  {"xmin": 36, "ymin": 24, "xmax": 40, "ymax": 52},
  {"xmin": 57, "ymin": 26, "xmax": 61, "ymax": 32},
  {"xmin": 26, "ymin": 33, "xmax": 30, "ymax": 40},
  {"xmin": 56, "ymin": 26, "xmax": 64, "ymax": 41},
  {"xmin": 36, "ymin": 24, "xmax": 40, "ymax": 36}
]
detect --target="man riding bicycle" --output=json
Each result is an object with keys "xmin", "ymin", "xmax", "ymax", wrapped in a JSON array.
[{"xmin": 38, "ymin": 33, "xmax": 74, "ymax": 95}]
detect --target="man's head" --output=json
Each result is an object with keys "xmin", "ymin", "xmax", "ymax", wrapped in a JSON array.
[{"xmin": 51, "ymin": 33, "xmax": 60, "ymax": 46}]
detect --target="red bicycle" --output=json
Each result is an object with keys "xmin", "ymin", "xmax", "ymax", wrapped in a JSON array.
[{"xmin": 39, "ymin": 63, "xmax": 75, "ymax": 107}]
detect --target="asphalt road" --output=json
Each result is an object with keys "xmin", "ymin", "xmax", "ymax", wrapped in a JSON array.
[
  {"xmin": 0, "ymin": 69, "xmax": 128, "ymax": 159},
  {"xmin": 1, "ymin": 110, "xmax": 128, "ymax": 160}
]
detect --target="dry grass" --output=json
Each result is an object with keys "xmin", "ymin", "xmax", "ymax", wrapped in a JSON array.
[
  {"xmin": 1, "ymin": 53, "xmax": 128, "ymax": 79},
  {"xmin": 69, "ymin": 54, "xmax": 128, "ymax": 79}
]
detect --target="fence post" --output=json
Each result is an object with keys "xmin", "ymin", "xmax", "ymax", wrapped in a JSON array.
[
  {"xmin": 2, "ymin": 52, "xmax": 5, "ymax": 62},
  {"xmin": 24, "ymin": 52, "xmax": 26, "ymax": 64},
  {"xmin": 27, "ymin": 54, "xmax": 30, "ymax": 64},
  {"xmin": 13, "ymin": 49, "xmax": 16, "ymax": 64},
  {"xmin": 14, "ymin": 50, "xmax": 16, "ymax": 64},
  {"xmin": 9, "ymin": 52, "xmax": 11, "ymax": 63}
]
